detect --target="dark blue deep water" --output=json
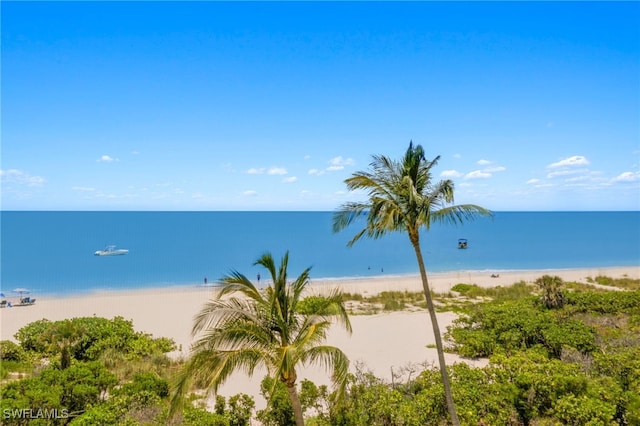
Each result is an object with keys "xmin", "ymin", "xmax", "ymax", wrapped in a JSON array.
[{"xmin": 1, "ymin": 211, "xmax": 638, "ymax": 295}]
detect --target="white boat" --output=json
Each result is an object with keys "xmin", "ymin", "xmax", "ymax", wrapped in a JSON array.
[{"xmin": 94, "ymin": 245, "xmax": 129, "ymax": 256}]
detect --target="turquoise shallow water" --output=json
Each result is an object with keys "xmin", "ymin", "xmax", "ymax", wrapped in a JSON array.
[{"xmin": 1, "ymin": 211, "xmax": 638, "ymax": 295}]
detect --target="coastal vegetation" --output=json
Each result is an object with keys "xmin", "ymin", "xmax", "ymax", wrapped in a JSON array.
[
  {"xmin": 333, "ymin": 141, "xmax": 493, "ymax": 425},
  {"xmin": 1, "ymin": 275, "xmax": 639, "ymax": 425}
]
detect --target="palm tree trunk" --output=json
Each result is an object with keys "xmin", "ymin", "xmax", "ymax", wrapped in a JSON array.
[
  {"xmin": 61, "ymin": 345, "xmax": 71, "ymax": 370},
  {"xmin": 410, "ymin": 234, "xmax": 460, "ymax": 426},
  {"xmin": 286, "ymin": 382, "xmax": 305, "ymax": 426}
]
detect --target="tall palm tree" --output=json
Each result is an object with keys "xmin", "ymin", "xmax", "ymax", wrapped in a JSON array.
[
  {"xmin": 333, "ymin": 142, "xmax": 492, "ymax": 426},
  {"xmin": 171, "ymin": 251, "xmax": 352, "ymax": 426}
]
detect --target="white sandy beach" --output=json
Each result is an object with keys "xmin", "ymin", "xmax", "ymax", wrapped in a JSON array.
[{"xmin": 1, "ymin": 266, "xmax": 638, "ymax": 408}]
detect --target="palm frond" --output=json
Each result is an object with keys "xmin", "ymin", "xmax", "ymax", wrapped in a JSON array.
[
  {"xmin": 170, "ymin": 346, "xmax": 267, "ymax": 417},
  {"xmin": 218, "ymin": 271, "xmax": 263, "ymax": 302},
  {"xmin": 274, "ymin": 343, "xmax": 300, "ymax": 385},
  {"xmin": 191, "ymin": 321, "xmax": 276, "ymax": 355},
  {"xmin": 277, "ymin": 251, "xmax": 289, "ymax": 287},
  {"xmin": 254, "ymin": 252, "xmax": 278, "ymax": 283},
  {"xmin": 169, "ymin": 358, "xmax": 195, "ymax": 417},
  {"xmin": 289, "ymin": 266, "xmax": 312, "ymax": 315},
  {"xmin": 292, "ymin": 317, "xmax": 332, "ymax": 350},
  {"xmin": 429, "ymin": 203, "xmax": 494, "ymax": 227},
  {"xmin": 193, "ymin": 348, "xmax": 266, "ymax": 393},
  {"xmin": 301, "ymin": 345, "xmax": 350, "ymax": 394},
  {"xmin": 192, "ymin": 298, "xmax": 261, "ymax": 336},
  {"xmin": 320, "ymin": 289, "xmax": 353, "ymax": 333}
]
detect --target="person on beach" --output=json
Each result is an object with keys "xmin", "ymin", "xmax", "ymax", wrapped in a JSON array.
[
  {"xmin": 257, "ymin": 273, "xmax": 261, "ymax": 283},
  {"xmin": 204, "ymin": 276, "xmax": 208, "ymax": 285}
]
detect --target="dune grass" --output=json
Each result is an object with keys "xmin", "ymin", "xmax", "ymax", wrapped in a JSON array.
[
  {"xmin": 324, "ymin": 276, "xmax": 638, "ymax": 315},
  {"xmin": 340, "ymin": 290, "xmax": 426, "ymax": 314},
  {"xmin": 586, "ymin": 275, "xmax": 640, "ymax": 290}
]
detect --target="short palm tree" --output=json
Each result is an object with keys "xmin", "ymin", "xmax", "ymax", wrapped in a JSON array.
[
  {"xmin": 333, "ymin": 142, "xmax": 492, "ymax": 426},
  {"xmin": 171, "ymin": 251, "xmax": 352, "ymax": 426},
  {"xmin": 41, "ymin": 319, "xmax": 85, "ymax": 370},
  {"xmin": 535, "ymin": 274, "xmax": 566, "ymax": 309}
]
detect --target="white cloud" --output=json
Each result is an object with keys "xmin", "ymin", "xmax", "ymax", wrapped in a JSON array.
[
  {"xmin": 465, "ymin": 170, "xmax": 492, "ymax": 180},
  {"xmin": 243, "ymin": 190, "xmax": 257, "ymax": 196},
  {"xmin": 72, "ymin": 186, "xmax": 96, "ymax": 192},
  {"xmin": 440, "ymin": 169, "xmax": 462, "ymax": 178},
  {"xmin": 526, "ymin": 179, "xmax": 540, "ymax": 185},
  {"xmin": 267, "ymin": 167, "xmax": 287, "ymax": 175},
  {"xmin": 282, "ymin": 176, "xmax": 298, "ymax": 183},
  {"xmin": 452, "ymin": 153, "xmax": 462, "ymax": 159},
  {"xmin": 612, "ymin": 171, "xmax": 640, "ymax": 183},
  {"xmin": 329, "ymin": 156, "xmax": 354, "ymax": 167},
  {"xmin": 248, "ymin": 167, "xmax": 288, "ymax": 175},
  {"xmin": 484, "ymin": 166, "xmax": 506, "ymax": 173},
  {"xmin": 564, "ymin": 175, "xmax": 591, "ymax": 183},
  {"xmin": 95, "ymin": 192, "xmax": 117, "ymax": 199},
  {"xmin": 547, "ymin": 155, "xmax": 589, "ymax": 168},
  {"xmin": 305, "ymin": 156, "xmax": 356, "ymax": 174},
  {"xmin": 454, "ymin": 162, "xmax": 506, "ymax": 180},
  {"xmin": 0, "ymin": 169, "xmax": 45, "ymax": 186},
  {"xmin": 547, "ymin": 169, "xmax": 585, "ymax": 179},
  {"xmin": 326, "ymin": 156, "xmax": 354, "ymax": 172},
  {"xmin": 98, "ymin": 154, "xmax": 118, "ymax": 162}
]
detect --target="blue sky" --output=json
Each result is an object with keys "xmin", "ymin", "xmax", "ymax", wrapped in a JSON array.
[{"xmin": 2, "ymin": 2, "xmax": 639, "ymax": 211}]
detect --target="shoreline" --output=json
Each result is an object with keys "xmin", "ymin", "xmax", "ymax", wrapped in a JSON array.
[
  {"xmin": 2, "ymin": 266, "xmax": 637, "ymax": 341},
  {"xmin": 1, "ymin": 265, "xmax": 637, "ymax": 408},
  {"xmin": 3, "ymin": 264, "xmax": 638, "ymax": 300}
]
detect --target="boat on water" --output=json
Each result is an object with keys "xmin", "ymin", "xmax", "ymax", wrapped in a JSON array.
[{"xmin": 94, "ymin": 245, "xmax": 129, "ymax": 256}]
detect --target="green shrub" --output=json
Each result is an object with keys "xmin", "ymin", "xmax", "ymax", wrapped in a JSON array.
[
  {"xmin": 383, "ymin": 299, "xmax": 404, "ymax": 311},
  {"xmin": 0, "ymin": 340, "xmax": 25, "ymax": 362},
  {"xmin": 297, "ymin": 296, "xmax": 341, "ymax": 315},
  {"xmin": 447, "ymin": 299, "xmax": 596, "ymax": 358},
  {"xmin": 567, "ymin": 291, "xmax": 640, "ymax": 314},
  {"xmin": 553, "ymin": 394, "xmax": 617, "ymax": 425},
  {"xmin": 450, "ymin": 283, "xmax": 485, "ymax": 300},
  {"xmin": 181, "ymin": 405, "xmax": 230, "ymax": 426},
  {"xmin": 14, "ymin": 316, "xmax": 176, "ymax": 365},
  {"xmin": 114, "ymin": 371, "xmax": 169, "ymax": 398},
  {"xmin": 256, "ymin": 376, "xmax": 295, "ymax": 426},
  {"xmin": 340, "ymin": 292, "xmax": 364, "ymax": 302}
]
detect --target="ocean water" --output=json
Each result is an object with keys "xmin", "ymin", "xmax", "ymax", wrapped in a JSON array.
[{"xmin": 1, "ymin": 211, "xmax": 638, "ymax": 296}]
